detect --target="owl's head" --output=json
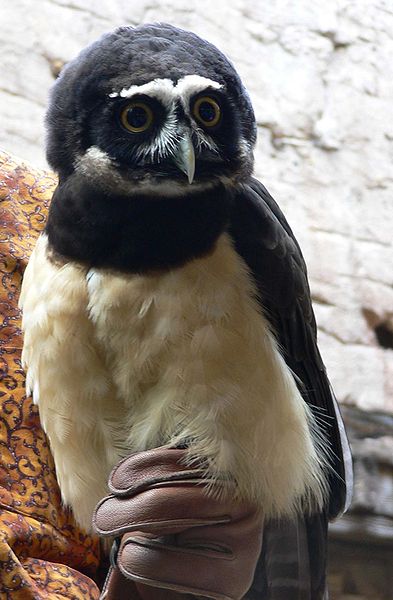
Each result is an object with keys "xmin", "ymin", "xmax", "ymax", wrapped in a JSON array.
[{"xmin": 46, "ymin": 23, "xmax": 257, "ymax": 193}]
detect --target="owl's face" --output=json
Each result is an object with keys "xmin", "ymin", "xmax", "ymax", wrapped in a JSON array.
[
  {"xmin": 46, "ymin": 24, "xmax": 257, "ymax": 194},
  {"xmin": 87, "ymin": 74, "xmax": 247, "ymax": 189}
]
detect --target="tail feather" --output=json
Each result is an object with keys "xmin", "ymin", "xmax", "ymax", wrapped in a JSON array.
[{"xmin": 246, "ymin": 513, "xmax": 328, "ymax": 600}]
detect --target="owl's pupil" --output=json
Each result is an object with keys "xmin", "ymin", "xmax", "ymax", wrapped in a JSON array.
[
  {"xmin": 199, "ymin": 102, "xmax": 216, "ymax": 122},
  {"xmin": 127, "ymin": 106, "xmax": 148, "ymax": 129}
]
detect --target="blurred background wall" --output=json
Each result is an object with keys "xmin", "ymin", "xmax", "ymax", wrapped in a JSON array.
[{"xmin": 1, "ymin": 1, "xmax": 392, "ymax": 597}]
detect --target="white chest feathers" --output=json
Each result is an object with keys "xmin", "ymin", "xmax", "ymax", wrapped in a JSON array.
[{"xmin": 20, "ymin": 233, "xmax": 327, "ymax": 531}]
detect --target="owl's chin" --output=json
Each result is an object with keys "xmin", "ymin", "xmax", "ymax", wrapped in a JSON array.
[
  {"xmin": 72, "ymin": 145, "xmax": 246, "ymax": 198},
  {"xmin": 45, "ymin": 171, "xmax": 233, "ymax": 275}
]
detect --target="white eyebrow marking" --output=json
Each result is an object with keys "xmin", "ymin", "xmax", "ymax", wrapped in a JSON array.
[
  {"xmin": 175, "ymin": 75, "xmax": 222, "ymax": 106},
  {"xmin": 109, "ymin": 78, "xmax": 175, "ymax": 108},
  {"xmin": 108, "ymin": 75, "xmax": 222, "ymax": 109}
]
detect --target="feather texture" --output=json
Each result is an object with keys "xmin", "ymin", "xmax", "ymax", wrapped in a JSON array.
[
  {"xmin": 20, "ymin": 232, "xmax": 327, "ymax": 531},
  {"xmin": 230, "ymin": 179, "xmax": 352, "ymax": 518}
]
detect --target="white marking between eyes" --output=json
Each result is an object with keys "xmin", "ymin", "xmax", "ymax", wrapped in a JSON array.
[
  {"xmin": 109, "ymin": 75, "xmax": 222, "ymax": 114},
  {"xmin": 134, "ymin": 104, "xmax": 180, "ymax": 163}
]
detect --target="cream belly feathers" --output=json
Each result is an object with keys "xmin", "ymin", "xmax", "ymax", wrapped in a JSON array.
[{"xmin": 20, "ymin": 232, "xmax": 326, "ymax": 531}]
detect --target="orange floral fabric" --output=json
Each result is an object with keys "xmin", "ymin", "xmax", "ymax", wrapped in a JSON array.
[{"xmin": 0, "ymin": 151, "xmax": 101, "ymax": 599}]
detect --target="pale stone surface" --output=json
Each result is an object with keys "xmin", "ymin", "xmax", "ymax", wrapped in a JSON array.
[{"xmin": 1, "ymin": 0, "xmax": 392, "ymax": 415}]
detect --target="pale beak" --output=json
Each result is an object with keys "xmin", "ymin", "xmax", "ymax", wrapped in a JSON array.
[{"xmin": 173, "ymin": 134, "xmax": 195, "ymax": 184}]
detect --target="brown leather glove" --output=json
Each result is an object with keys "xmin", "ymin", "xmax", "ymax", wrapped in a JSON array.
[{"xmin": 93, "ymin": 448, "xmax": 263, "ymax": 600}]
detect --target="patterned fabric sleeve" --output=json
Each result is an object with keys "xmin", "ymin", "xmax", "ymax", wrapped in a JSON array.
[{"xmin": 0, "ymin": 151, "xmax": 101, "ymax": 599}]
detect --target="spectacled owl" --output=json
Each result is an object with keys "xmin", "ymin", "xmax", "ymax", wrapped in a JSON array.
[{"xmin": 20, "ymin": 23, "xmax": 352, "ymax": 598}]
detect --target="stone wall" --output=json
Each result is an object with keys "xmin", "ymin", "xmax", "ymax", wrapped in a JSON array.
[{"xmin": 1, "ymin": 1, "xmax": 392, "ymax": 598}]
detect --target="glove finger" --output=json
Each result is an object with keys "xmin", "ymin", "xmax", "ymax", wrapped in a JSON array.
[
  {"xmin": 117, "ymin": 532, "xmax": 243, "ymax": 600},
  {"xmin": 103, "ymin": 566, "xmax": 198, "ymax": 600},
  {"xmin": 100, "ymin": 566, "xmax": 142, "ymax": 600},
  {"xmin": 175, "ymin": 517, "xmax": 264, "ymax": 593},
  {"xmin": 108, "ymin": 448, "xmax": 203, "ymax": 496},
  {"xmin": 94, "ymin": 482, "xmax": 231, "ymax": 537},
  {"xmin": 177, "ymin": 511, "xmax": 263, "ymax": 555}
]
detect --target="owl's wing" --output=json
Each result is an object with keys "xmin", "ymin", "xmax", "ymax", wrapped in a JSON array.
[{"xmin": 229, "ymin": 178, "xmax": 352, "ymax": 598}]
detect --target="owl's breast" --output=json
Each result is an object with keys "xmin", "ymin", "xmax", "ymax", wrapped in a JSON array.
[
  {"xmin": 85, "ymin": 231, "xmax": 265, "ymax": 449},
  {"xmin": 21, "ymin": 232, "xmax": 326, "ymax": 519},
  {"xmin": 83, "ymin": 231, "xmax": 327, "ymax": 519}
]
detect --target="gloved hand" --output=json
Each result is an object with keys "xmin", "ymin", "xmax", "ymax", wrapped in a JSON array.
[{"xmin": 93, "ymin": 448, "xmax": 263, "ymax": 600}]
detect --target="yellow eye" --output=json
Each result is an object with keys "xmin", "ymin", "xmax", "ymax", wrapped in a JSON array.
[
  {"xmin": 120, "ymin": 102, "xmax": 154, "ymax": 133},
  {"xmin": 192, "ymin": 96, "xmax": 221, "ymax": 127}
]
